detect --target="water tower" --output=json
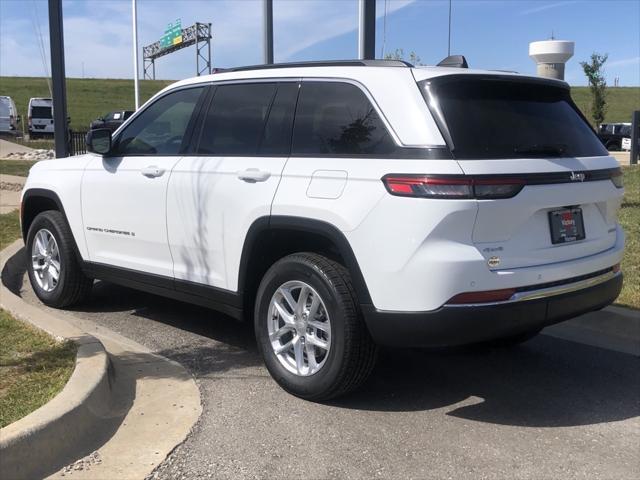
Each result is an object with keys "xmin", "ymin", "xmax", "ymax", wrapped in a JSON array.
[{"xmin": 529, "ymin": 40, "xmax": 575, "ymax": 80}]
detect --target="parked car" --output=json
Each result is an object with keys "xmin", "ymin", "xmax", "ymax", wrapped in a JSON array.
[
  {"xmin": 28, "ymin": 98, "xmax": 54, "ymax": 139},
  {"xmin": 597, "ymin": 122, "xmax": 631, "ymax": 151},
  {"xmin": 21, "ymin": 59, "xmax": 624, "ymax": 400},
  {"xmin": 90, "ymin": 110, "xmax": 134, "ymax": 133},
  {"xmin": 0, "ymin": 96, "xmax": 20, "ymax": 136},
  {"xmin": 621, "ymin": 125, "xmax": 639, "ymax": 151}
]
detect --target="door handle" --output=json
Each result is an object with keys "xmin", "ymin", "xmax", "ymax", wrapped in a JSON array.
[
  {"xmin": 141, "ymin": 166, "xmax": 165, "ymax": 178},
  {"xmin": 237, "ymin": 168, "xmax": 271, "ymax": 183}
]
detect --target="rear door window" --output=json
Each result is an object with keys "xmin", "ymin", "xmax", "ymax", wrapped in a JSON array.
[
  {"xmin": 31, "ymin": 106, "xmax": 52, "ymax": 119},
  {"xmin": 197, "ymin": 82, "xmax": 278, "ymax": 155},
  {"xmin": 420, "ymin": 76, "xmax": 608, "ymax": 159},
  {"xmin": 292, "ymin": 81, "xmax": 396, "ymax": 156}
]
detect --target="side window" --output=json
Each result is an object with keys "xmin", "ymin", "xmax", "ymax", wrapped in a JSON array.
[
  {"xmin": 114, "ymin": 87, "xmax": 204, "ymax": 156},
  {"xmin": 198, "ymin": 83, "xmax": 277, "ymax": 155},
  {"xmin": 259, "ymin": 83, "xmax": 299, "ymax": 155},
  {"xmin": 292, "ymin": 82, "xmax": 396, "ymax": 156}
]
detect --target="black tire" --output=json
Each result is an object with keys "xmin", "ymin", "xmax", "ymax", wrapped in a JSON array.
[
  {"xmin": 26, "ymin": 210, "xmax": 93, "ymax": 308},
  {"xmin": 254, "ymin": 253, "xmax": 378, "ymax": 401}
]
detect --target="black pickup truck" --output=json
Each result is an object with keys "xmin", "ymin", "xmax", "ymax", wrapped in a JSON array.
[{"xmin": 597, "ymin": 123, "xmax": 631, "ymax": 151}]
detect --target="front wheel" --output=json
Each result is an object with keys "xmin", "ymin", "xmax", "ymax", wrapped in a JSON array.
[
  {"xmin": 26, "ymin": 210, "xmax": 93, "ymax": 308},
  {"xmin": 254, "ymin": 253, "xmax": 378, "ymax": 401}
]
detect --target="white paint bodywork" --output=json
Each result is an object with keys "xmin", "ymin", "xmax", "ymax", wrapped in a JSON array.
[{"xmin": 21, "ymin": 65, "xmax": 625, "ymax": 313}]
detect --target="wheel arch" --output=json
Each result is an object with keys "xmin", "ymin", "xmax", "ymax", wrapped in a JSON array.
[{"xmin": 238, "ymin": 216, "xmax": 373, "ymax": 318}]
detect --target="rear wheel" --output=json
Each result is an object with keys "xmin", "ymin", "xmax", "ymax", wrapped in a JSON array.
[
  {"xmin": 254, "ymin": 253, "xmax": 378, "ymax": 400},
  {"xmin": 26, "ymin": 210, "xmax": 93, "ymax": 308}
]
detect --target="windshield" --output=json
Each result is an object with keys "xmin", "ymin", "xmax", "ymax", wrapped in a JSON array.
[{"xmin": 420, "ymin": 76, "xmax": 607, "ymax": 159}]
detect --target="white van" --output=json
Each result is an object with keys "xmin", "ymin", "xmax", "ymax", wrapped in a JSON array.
[
  {"xmin": 28, "ymin": 97, "xmax": 54, "ymax": 139},
  {"xmin": 0, "ymin": 96, "xmax": 19, "ymax": 136}
]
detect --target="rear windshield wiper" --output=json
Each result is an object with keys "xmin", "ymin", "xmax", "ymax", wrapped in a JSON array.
[{"xmin": 513, "ymin": 143, "xmax": 568, "ymax": 156}]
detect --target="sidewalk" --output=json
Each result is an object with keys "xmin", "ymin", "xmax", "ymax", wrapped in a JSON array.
[{"xmin": 0, "ymin": 174, "xmax": 25, "ymax": 214}]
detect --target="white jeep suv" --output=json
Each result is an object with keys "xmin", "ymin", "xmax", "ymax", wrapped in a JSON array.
[{"xmin": 21, "ymin": 59, "xmax": 624, "ymax": 400}]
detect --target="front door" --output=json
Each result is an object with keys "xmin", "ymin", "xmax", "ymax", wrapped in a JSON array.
[
  {"xmin": 82, "ymin": 86, "xmax": 207, "ymax": 277},
  {"xmin": 167, "ymin": 81, "xmax": 299, "ymax": 292}
]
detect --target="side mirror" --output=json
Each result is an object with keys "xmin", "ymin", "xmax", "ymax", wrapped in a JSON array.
[{"xmin": 86, "ymin": 128, "xmax": 112, "ymax": 155}]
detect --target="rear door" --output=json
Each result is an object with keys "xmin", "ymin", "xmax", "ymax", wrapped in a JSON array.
[
  {"xmin": 419, "ymin": 75, "xmax": 623, "ymax": 270},
  {"xmin": 82, "ymin": 85, "xmax": 206, "ymax": 277},
  {"xmin": 167, "ymin": 81, "xmax": 298, "ymax": 292}
]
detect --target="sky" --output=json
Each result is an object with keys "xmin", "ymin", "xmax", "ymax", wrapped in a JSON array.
[{"xmin": 0, "ymin": 0, "xmax": 638, "ymax": 86}]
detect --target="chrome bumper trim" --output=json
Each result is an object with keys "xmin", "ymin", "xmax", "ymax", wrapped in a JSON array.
[{"xmin": 446, "ymin": 270, "xmax": 620, "ymax": 308}]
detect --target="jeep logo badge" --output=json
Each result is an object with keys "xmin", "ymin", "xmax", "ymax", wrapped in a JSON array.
[
  {"xmin": 569, "ymin": 172, "xmax": 586, "ymax": 182},
  {"xmin": 487, "ymin": 256, "xmax": 501, "ymax": 268}
]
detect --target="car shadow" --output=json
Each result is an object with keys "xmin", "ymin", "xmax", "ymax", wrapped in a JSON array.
[{"xmin": 4, "ymin": 248, "xmax": 639, "ymax": 429}]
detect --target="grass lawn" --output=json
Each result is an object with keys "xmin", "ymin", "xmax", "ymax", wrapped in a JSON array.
[
  {"xmin": 0, "ymin": 160, "xmax": 37, "ymax": 177},
  {"xmin": 0, "ymin": 309, "xmax": 76, "ymax": 428},
  {"xmin": 617, "ymin": 166, "xmax": 639, "ymax": 309},
  {"xmin": 0, "ymin": 210, "xmax": 21, "ymax": 250},
  {"xmin": 571, "ymin": 87, "xmax": 640, "ymax": 125}
]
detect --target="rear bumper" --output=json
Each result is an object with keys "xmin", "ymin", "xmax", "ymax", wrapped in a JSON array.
[{"xmin": 362, "ymin": 272, "xmax": 623, "ymax": 348}]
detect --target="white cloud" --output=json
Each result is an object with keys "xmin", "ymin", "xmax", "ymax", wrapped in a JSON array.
[
  {"xmin": 519, "ymin": 0, "xmax": 578, "ymax": 16},
  {"xmin": 0, "ymin": 0, "xmax": 416, "ymax": 80},
  {"xmin": 607, "ymin": 56, "xmax": 640, "ymax": 68}
]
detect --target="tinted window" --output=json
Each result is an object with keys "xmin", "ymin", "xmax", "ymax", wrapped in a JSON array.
[
  {"xmin": 292, "ymin": 82, "xmax": 396, "ymax": 156},
  {"xmin": 115, "ymin": 87, "xmax": 204, "ymax": 156},
  {"xmin": 422, "ymin": 78, "xmax": 607, "ymax": 159},
  {"xmin": 0, "ymin": 101, "xmax": 9, "ymax": 117},
  {"xmin": 32, "ymin": 106, "xmax": 52, "ymax": 119},
  {"xmin": 259, "ymin": 83, "xmax": 298, "ymax": 155},
  {"xmin": 198, "ymin": 83, "xmax": 277, "ymax": 155}
]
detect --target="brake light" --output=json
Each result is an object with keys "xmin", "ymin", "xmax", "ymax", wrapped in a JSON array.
[
  {"xmin": 612, "ymin": 263, "xmax": 621, "ymax": 273},
  {"xmin": 447, "ymin": 288, "xmax": 516, "ymax": 304},
  {"xmin": 382, "ymin": 175, "xmax": 525, "ymax": 199},
  {"xmin": 28, "ymin": 116, "xmax": 32, "ymax": 127},
  {"xmin": 611, "ymin": 170, "xmax": 624, "ymax": 189}
]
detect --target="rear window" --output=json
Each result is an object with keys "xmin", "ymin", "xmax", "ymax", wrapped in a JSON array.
[
  {"xmin": 0, "ymin": 101, "xmax": 10, "ymax": 117},
  {"xmin": 421, "ymin": 77, "xmax": 607, "ymax": 159},
  {"xmin": 31, "ymin": 106, "xmax": 52, "ymax": 119}
]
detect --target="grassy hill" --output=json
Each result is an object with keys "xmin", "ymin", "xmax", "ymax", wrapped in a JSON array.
[
  {"xmin": 0, "ymin": 76, "xmax": 638, "ymax": 131},
  {"xmin": 0, "ymin": 77, "xmax": 172, "ymax": 130}
]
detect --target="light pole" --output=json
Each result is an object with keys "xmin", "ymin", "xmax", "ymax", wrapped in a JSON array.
[
  {"xmin": 132, "ymin": 0, "xmax": 140, "ymax": 109},
  {"xmin": 48, "ymin": 0, "xmax": 69, "ymax": 158},
  {"xmin": 358, "ymin": 0, "xmax": 375, "ymax": 60},
  {"xmin": 264, "ymin": 0, "xmax": 273, "ymax": 64}
]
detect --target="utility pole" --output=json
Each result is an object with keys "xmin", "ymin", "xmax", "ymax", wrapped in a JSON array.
[
  {"xmin": 48, "ymin": 0, "xmax": 69, "ymax": 158},
  {"xmin": 263, "ymin": 0, "xmax": 273, "ymax": 64},
  {"xmin": 132, "ymin": 0, "xmax": 140, "ymax": 109},
  {"xmin": 358, "ymin": 0, "xmax": 375, "ymax": 60},
  {"xmin": 448, "ymin": 0, "xmax": 452, "ymax": 56}
]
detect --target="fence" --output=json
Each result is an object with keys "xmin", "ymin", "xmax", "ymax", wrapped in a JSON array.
[{"xmin": 69, "ymin": 130, "xmax": 87, "ymax": 156}]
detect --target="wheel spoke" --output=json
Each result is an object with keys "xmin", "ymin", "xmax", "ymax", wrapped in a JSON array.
[
  {"xmin": 296, "ymin": 286, "xmax": 311, "ymax": 316},
  {"xmin": 307, "ymin": 294, "xmax": 321, "ymax": 319},
  {"xmin": 293, "ymin": 337, "xmax": 305, "ymax": 373},
  {"xmin": 307, "ymin": 319, "xmax": 330, "ymax": 335},
  {"xmin": 305, "ymin": 334, "xmax": 329, "ymax": 351},
  {"xmin": 280, "ymin": 288, "xmax": 298, "ymax": 313},
  {"xmin": 35, "ymin": 233, "xmax": 47, "ymax": 255},
  {"xmin": 49, "ymin": 262, "xmax": 60, "ymax": 281},
  {"xmin": 274, "ymin": 337, "xmax": 295, "ymax": 355},
  {"xmin": 273, "ymin": 301, "xmax": 295, "ymax": 325},
  {"xmin": 269, "ymin": 325, "xmax": 293, "ymax": 342},
  {"xmin": 305, "ymin": 342, "xmax": 317, "ymax": 370}
]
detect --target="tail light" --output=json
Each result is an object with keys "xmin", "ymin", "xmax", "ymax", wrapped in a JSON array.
[
  {"xmin": 382, "ymin": 175, "xmax": 525, "ymax": 199},
  {"xmin": 28, "ymin": 116, "xmax": 32, "ymax": 127},
  {"xmin": 447, "ymin": 288, "xmax": 516, "ymax": 304},
  {"xmin": 611, "ymin": 170, "xmax": 624, "ymax": 189}
]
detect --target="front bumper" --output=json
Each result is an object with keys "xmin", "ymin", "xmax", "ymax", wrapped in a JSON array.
[{"xmin": 362, "ymin": 271, "xmax": 623, "ymax": 348}]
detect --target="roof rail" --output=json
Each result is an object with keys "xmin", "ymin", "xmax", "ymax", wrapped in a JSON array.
[{"xmin": 220, "ymin": 59, "xmax": 414, "ymax": 73}]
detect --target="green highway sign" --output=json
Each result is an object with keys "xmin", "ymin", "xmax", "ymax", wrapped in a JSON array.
[{"xmin": 160, "ymin": 19, "xmax": 183, "ymax": 49}]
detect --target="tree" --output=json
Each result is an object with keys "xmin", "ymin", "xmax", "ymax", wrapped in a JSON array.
[
  {"xmin": 580, "ymin": 53, "xmax": 608, "ymax": 126},
  {"xmin": 384, "ymin": 48, "xmax": 422, "ymax": 65}
]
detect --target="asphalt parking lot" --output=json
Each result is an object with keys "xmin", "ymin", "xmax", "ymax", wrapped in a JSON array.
[{"xmin": 18, "ymin": 275, "xmax": 640, "ymax": 480}]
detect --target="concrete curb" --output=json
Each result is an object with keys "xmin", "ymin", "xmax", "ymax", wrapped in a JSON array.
[{"xmin": 0, "ymin": 239, "xmax": 114, "ymax": 480}]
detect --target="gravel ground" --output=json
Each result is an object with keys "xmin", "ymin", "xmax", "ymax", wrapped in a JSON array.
[{"xmin": 19, "ymin": 273, "xmax": 640, "ymax": 480}]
